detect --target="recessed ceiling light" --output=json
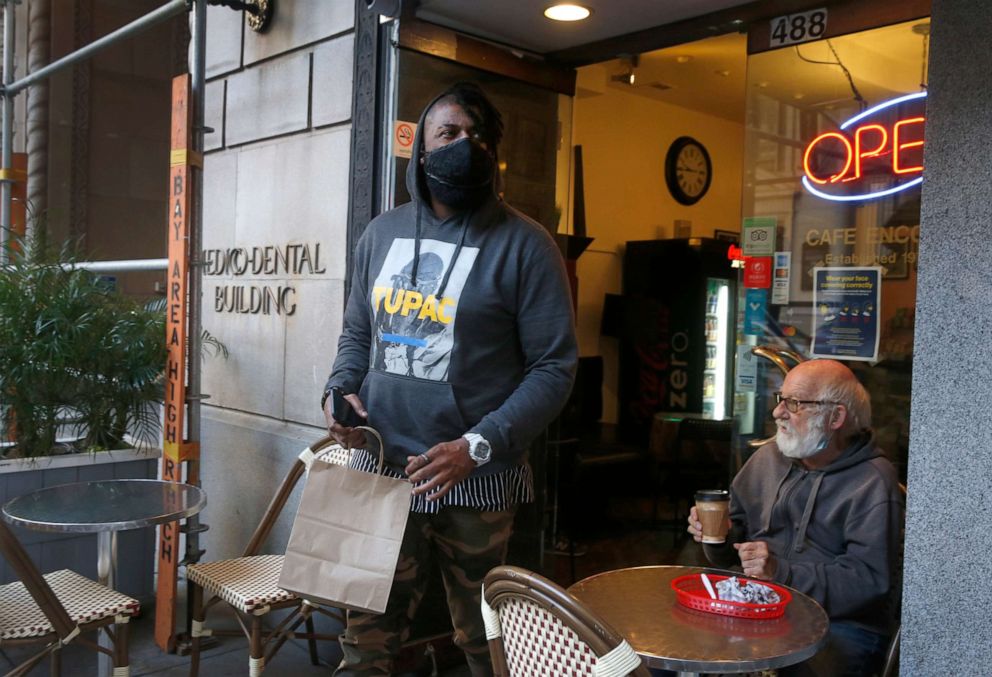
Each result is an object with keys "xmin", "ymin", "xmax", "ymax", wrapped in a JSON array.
[
  {"xmin": 715, "ymin": 69, "xmax": 731, "ymax": 77},
  {"xmin": 676, "ymin": 55, "xmax": 693, "ymax": 64},
  {"xmin": 610, "ymin": 71, "xmax": 635, "ymax": 85},
  {"xmin": 544, "ymin": 4, "xmax": 592, "ymax": 22}
]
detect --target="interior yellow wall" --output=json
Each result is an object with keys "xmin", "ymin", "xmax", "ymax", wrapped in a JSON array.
[{"xmin": 566, "ymin": 63, "xmax": 745, "ymax": 423}]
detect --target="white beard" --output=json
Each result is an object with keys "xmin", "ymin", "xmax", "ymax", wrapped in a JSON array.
[{"xmin": 777, "ymin": 412, "xmax": 830, "ymax": 459}]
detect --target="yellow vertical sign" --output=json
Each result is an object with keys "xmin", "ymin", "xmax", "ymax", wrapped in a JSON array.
[
  {"xmin": 10, "ymin": 153, "xmax": 26, "ymax": 243},
  {"xmin": 156, "ymin": 74, "xmax": 200, "ymax": 652}
]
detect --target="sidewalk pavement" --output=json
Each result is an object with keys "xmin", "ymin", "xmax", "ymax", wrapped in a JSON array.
[
  {"xmin": 2, "ymin": 602, "xmax": 329, "ymax": 676},
  {"xmin": 2, "ymin": 598, "xmax": 472, "ymax": 676}
]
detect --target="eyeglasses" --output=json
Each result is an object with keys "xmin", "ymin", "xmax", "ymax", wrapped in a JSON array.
[{"xmin": 774, "ymin": 391, "xmax": 840, "ymax": 413}]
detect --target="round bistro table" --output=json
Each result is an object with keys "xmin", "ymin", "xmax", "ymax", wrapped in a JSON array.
[
  {"xmin": 568, "ymin": 565, "xmax": 829, "ymax": 676},
  {"xmin": 3, "ymin": 479, "xmax": 207, "ymax": 676}
]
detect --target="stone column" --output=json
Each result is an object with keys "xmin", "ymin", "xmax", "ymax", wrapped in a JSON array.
[
  {"xmin": 904, "ymin": 0, "xmax": 992, "ymax": 672},
  {"xmin": 26, "ymin": 0, "xmax": 49, "ymax": 228}
]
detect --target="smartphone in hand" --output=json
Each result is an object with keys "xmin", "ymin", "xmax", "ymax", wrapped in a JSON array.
[{"xmin": 330, "ymin": 386, "xmax": 364, "ymax": 428}]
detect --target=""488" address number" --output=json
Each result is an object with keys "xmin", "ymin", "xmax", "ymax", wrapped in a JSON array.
[{"xmin": 770, "ymin": 8, "xmax": 828, "ymax": 48}]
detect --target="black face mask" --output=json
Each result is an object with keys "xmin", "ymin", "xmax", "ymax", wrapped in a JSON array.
[{"xmin": 423, "ymin": 137, "xmax": 495, "ymax": 210}]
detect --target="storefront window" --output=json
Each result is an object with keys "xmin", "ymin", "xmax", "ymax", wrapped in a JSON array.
[{"xmin": 736, "ymin": 19, "xmax": 930, "ymax": 480}]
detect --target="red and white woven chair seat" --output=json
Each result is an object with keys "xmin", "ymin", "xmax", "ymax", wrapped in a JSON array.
[
  {"xmin": 498, "ymin": 597, "xmax": 599, "ymax": 676},
  {"xmin": 0, "ymin": 569, "xmax": 139, "ymax": 641},
  {"xmin": 186, "ymin": 553, "xmax": 295, "ymax": 615}
]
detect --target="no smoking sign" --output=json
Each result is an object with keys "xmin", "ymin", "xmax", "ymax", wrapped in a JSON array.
[{"xmin": 393, "ymin": 121, "xmax": 417, "ymax": 159}]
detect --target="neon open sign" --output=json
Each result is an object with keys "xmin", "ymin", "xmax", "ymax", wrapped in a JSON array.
[{"xmin": 802, "ymin": 92, "xmax": 926, "ymax": 202}]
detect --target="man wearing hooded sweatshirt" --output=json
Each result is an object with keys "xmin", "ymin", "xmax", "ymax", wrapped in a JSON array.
[
  {"xmin": 321, "ymin": 82, "xmax": 577, "ymax": 676},
  {"xmin": 687, "ymin": 359, "xmax": 903, "ymax": 676}
]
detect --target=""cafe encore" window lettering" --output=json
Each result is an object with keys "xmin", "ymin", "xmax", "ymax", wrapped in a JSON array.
[
  {"xmin": 204, "ymin": 242, "xmax": 328, "ymax": 316},
  {"xmin": 802, "ymin": 91, "xmax": 926, "ymax": 202}
]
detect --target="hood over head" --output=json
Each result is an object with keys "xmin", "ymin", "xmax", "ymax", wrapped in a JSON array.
[
  {"xmin": 403, "ymin": 83, "xmax": 505, "ymax": 289},
  {"xmin": 406, "ymin": 83, "xmax": 503, "ymax": 206}
]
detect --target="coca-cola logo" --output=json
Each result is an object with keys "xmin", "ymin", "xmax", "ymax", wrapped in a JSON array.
[{"xmin": 802, "ymin": 92, "xmax": 926, "ymax": 202}]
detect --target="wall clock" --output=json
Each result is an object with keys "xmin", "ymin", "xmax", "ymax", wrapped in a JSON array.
[{"xmin": 665, "ymin": 136, "xmax": 712, "ymax": 206}]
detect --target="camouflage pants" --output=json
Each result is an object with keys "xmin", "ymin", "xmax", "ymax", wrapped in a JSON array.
[{"xmin": 334, "ymin": 506, "xmax": 516, "ymax": 677}]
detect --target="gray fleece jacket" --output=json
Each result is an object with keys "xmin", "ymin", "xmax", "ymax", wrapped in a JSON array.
[
  {"xmin": 703, "ymin": 431, "xmax": 904, "ymax": 634},
  {"xmin": 326, "ymin": 93, "xmax": 577, "ymax": 475}
]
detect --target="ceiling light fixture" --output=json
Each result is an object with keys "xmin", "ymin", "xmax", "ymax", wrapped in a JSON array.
[
  {"xmin": 610, "ymin": 54, "xmax": 639, "ymax": 86},
  {"xmin": 544, "ymin": 4, "xmax": 592, "ymax": 22},
  {"xmin": 610, "ymin": 71, "xmax": 635, "ymax": 85}
]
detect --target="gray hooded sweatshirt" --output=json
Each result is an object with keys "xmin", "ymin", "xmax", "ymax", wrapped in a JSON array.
[
  {"xmin": 704, "ymin": 431, "xmax": 904, "ymax": 634},
  {"xmin": 326, "ymin": 93, "xmax": 577, "ymax": 476}
]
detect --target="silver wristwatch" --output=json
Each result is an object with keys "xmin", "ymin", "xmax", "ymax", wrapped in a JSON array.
[{"xmin": 463, "ymin": 433, "xmax": 492, "ymax": 466}]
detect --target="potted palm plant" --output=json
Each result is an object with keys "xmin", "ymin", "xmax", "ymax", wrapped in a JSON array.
[
  {"xmin": 0, "ymin": 234, "xmax": 165, "ymax": 458},
  {"xmin": 0, "ymin": 232, "xmax": 165, "ymax": 599}
]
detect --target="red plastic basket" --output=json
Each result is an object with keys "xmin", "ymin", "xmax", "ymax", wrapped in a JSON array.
[{"xmin": 670, "ymin": 574, "xmax": 791, "ymax": 620}]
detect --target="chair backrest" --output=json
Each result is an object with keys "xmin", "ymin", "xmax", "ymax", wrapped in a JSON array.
[
  {"xmin": 482, "ymin": 565, "xmax": 649, "ymax": 677},
  {"xmin": 676, "ymin": 417, "xmax": 732, "ymax": 446},
  {"xmin": 0, "ymin": 519, "xmax": 76, "ymax": 638},
  {"xmin": 882, "ymin": 482, "xmax": 908, "ymax": 677},
  {"xmin": 881, "ymin": 624, "xmax": 900, "ymax": 677},
  {"xmin": 241, "ymin": 434, "xmax": 350, "ymax": 557}
]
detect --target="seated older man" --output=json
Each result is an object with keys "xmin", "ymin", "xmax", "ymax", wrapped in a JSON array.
[{"xmin": 687, "ymin": 359, "xmax": 904, "ymax": 677}]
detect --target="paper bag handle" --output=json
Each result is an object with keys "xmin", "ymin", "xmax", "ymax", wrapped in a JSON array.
[{"xmin": 353, "ymin": 426, "xmax": 388, "ymax": 476}]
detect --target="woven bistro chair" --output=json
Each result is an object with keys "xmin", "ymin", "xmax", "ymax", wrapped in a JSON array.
[
  {"xmin": 482, "ymin": 565, "xmax": 649, "ymax": 677},
  {"xmin": 0, "ymin": 519, "xmax": 139, "ymax": 677},
  {"xmin": 186, "ymin": 435, "xmax": 350, "ymax": 676}
]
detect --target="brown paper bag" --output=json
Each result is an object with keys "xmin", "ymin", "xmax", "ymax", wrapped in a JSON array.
[{"xmin": 278, "ymin": 427, "xmax": 411, "ymax": 613}]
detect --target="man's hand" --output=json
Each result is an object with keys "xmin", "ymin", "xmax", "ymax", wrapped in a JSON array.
[
  {"xmin": 323, "ymin": 392, "xmax": 368, "ymax": 449},
  {"xmin": 405, "ymin": 438, "xmax": 475, "ymax": 501},
  {"xmin": 687, "ymin": 506, "xmax": 705, "ymax": 542},
  {"xmin": 734, "ymin": 541, "xmax": 777, "ymax": 580}
]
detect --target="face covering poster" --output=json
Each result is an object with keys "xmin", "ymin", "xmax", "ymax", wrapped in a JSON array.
[{"xmin": 811, "ymin": 267, "xmax": 881, "ymax": 362}]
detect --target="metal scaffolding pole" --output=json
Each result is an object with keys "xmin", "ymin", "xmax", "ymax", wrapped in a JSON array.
[
  {"xmin": 5, "ymin": 0, "xmax": 187, "ymax": 96},
  {"xmin": 1, "ymin": 0, "xmax": 189, "ymax": 258},
  {"xmin": 184, "ymin": 0, "xmax": 206, "ymax": 568},
  {"xmin": 64, "ymin": 258, "xmax": 169, "ymax": 273},
  {"xmin": 1, "ymin": 0, "xmax": 15, "ymax": 262}
]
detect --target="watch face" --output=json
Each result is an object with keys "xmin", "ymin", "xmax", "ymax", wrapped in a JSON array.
[
  {"xmin": 665, "ymin": 136, "xmax": 712, "ymax": 206},
  {"xmin": 470, "ymin": 440, "xmax": 492, "ymax": 463}
]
